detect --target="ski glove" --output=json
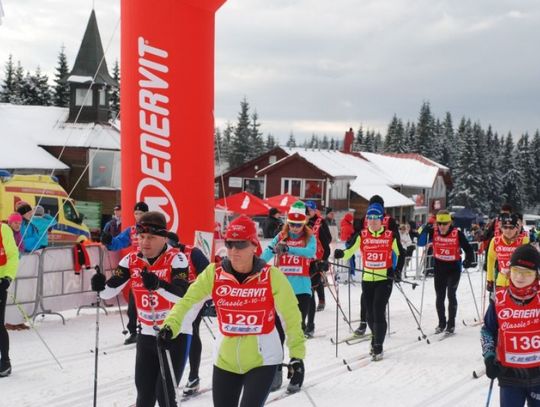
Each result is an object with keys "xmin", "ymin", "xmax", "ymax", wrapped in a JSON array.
[
  {"xmin": 157, "ymin": 325, "xmax": 174, "ymax": 349},
  {"xmin": 287, "ymin": 358, "xmax": 304, "ymax": 388},
  {"xmin": 0, "ymin": 277, "xmax": 11, "ymax": 291},
  {"xmin": 334, "ymin": 249, "xmax": 345, "ymax": 259},
  {"xmin": 486, "ymin": 281, "xmax": 494, "ymax": 293},
  {"xmin": 316, "ymin": 260, "xmax": 329, "ymax": 272},
  {"xmin": 90, "ymin": 273, "xmax": 106, "ymax": 292},
  {"xmin": 141, "ymin": 269, "xmax": 160, "ymax": 291},
  {"xmin": 274, "ymin": 243, "xmax": 289, "ymax": 256},
  {"xmin": 484, "ymin": 355, "xmax": 499, "ymax": 379},
  {"xmin": 100, "ymin": 232, "xmax": 113, "ymax": 246},
  {"xmin": 463, "ymin": 260, "xmax": 477, "ymax": 269}
]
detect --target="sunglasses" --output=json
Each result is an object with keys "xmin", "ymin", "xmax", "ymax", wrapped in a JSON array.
[
  {"xmin": 366, "ymin": 215, "xmax": 383, "ymax": 220},
  {"xmin": 510, "ymin": 267, "xmax": 537, "ymax": 277},
  {"xmin": 437, "ymin": 222, "xmax": 450, "ymax": 226},
  {"xmin": 224, "ymin": 240, "xmax": 251, "ymax": 250},
  {"xmin": 288, "ymin": 222, "xmax": 304, "ymax": 228},
  {"xmin": 501, "ymin": 225, "xmax": 517, "ymax": 230},
  {"xmin": 135, "ymin": 224, "xmax": 168, "ymax": 236}
]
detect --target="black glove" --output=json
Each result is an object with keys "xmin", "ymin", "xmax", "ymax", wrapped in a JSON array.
[
  {"xmin": 141, "ymin": 269, "xmax": 160, "ymax": 291},
  {"xmin": 157, "ymin": 325, "xmax": 174, "ymax": 349},
  {"xmin": 287, "ymin": 358, "xmax": 304, "ymax": 388},
  {"xmin": 274, "ymin": 243, "xmax": 289, "ymax": 256},
  {"xmin": 334, "ymin": 249, "xmax": 345, "ymax": 259},
  {"xmin": 486, "ymin": 281, "xmax": 494, "ymax": 293},
  {"xmin": 463, "ymin": 260, "xmax": 477, "ymax": 269},
  {"xmin": 393, "ymin": 269, "xmax": 402, "ymax": 282},
  {"xmin": 100, "ymin": 232, "xmax": 113, "ymax": 246},
  {"xmin": 317, "ymin": 260, "xmax": 329, "ymax": 272},
  {"xmin": 91, "ymin": 272, "xmax": 106, "ymax": 292},
  {"xmin": 484, "ymin": 355, "xmax": 499, "ymax": 379},
  {"xmin": 0, "ymin": 277, "xmax": 11, "ymax": 291}
]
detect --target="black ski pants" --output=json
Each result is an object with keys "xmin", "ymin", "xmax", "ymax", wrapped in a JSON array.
[
  {"xmin": 127, "ymin": 290, "xmax": 138, "ymax": 335},
  {"xmin": 0, "ymin": 289, "xmax": 9, "ymax": 363},
  {"xmin": 187, "ymin": 309, "xmax": 203, "ymax": 381},
  {"xmin": 212, "ymin": 364, "xmax": 278, "ymax": 407},
  {"xmin": 362, "ymin": 279, "xmax": 393, "ymax": 352},
  {"xmin": 135, "ymin": 333, "xmax": 190, "ymax": 407},
  {"xmin": 434, "ymin": 264, "xmax": 461, "ymax": 329}
]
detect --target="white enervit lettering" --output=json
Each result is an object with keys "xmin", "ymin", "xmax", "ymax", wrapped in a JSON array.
[
  {"xmin": 140, "ymin": 110, "xmax": 170, "ymax": 137},
  {"xmin": 136, "ymin": 37, "xmax": 179, "ymax": 232},
  {"xmin": 141, "ymin": 133, "xmax": 171, "ymax": 160},
  {"xmin": 229, "ymin": 287, "xmax": 268, "ymax": 298}
]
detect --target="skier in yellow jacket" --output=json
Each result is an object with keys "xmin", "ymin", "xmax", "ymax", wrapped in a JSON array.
[{"xmin": 160, "ymin": 215, "xmax": 306, "ymax": 406}]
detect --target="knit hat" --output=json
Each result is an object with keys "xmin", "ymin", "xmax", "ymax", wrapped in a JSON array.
[
  {"xmin": 225, "ymin": 215, "xmax": 259, "ymax": 245},
  {"xmin": 369, "ymin": 195, "xmax": 385, "ymax": 207},
  {"xmin": 34, "ymin": 205, "xmax": 45, "ymax": 217},
  {"xmin": 288, "ymin": 201, "xmax": 307, "ymax": 223},
  {"xmin": 510, "ymin": 244, "xmax": 540, "ymax": 272},
  {"xmin": 134, "ymin": 201, "xmax": 149, "ymax": 212},
  {"xmin": 305, "ymin": 200, "xmax": 317, "ymax": 211},
  {"xmin": 113, "ymin": 204, "xmax": 121, "ymax": 211},
  {"xmin": 16, "ymin": 203, "xmax": 32, "ymax": 216},
  {"xmin": 269, "ymin": 207, "xmax": 280, "ymax": 217},
  {"xmin": 325, "ymin": 207, "xmax": 334, "ymax": 216},
  {"xmin": 136, "ymin": 211, "xmax": 168, "ymax": 236},
  {"xmin": 366, "ymin": 203, "xmax": 384, "ymax": 219},
  {"xmin": 7, "ymin": 212, "xmax": 22, "ymax": 224}
]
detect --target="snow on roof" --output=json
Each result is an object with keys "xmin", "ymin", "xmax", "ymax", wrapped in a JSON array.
[
  {"xmin": 361, "ymin": 151, "xmax": 440, "ymax": 188},
  {"xmin": 0, "ymin": 136, "xmax": 69, "ymax": 170},
  {"xmin": 66, "ymin": 75, "xmax": 93, "ymax": 83},
  {"xmin": 283, "ymin": 147, "xmax": 415, "ymax": 207},
  {"xmin": 0, "ymin": 104, "xmax": 120, "ymax": 150}
]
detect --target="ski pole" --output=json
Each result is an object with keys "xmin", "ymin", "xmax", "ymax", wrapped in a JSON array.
[
  {"xmin": 164, "ymin": 348, "xmax": 183, "ymax": 406},
  {"xmin": 202, "ymin": 315, "xmax": 216, "ymax": 340},
  {"xmin": 144, "ymin": 268, "xmax": 172, "ymax": 407},
  {"xmin": 116, "ymin": 295, "xmax": 128, "ymax": 336},
  {"xmin": 328, "ymin": 261, "xmax": 419, "ymax": 289},
  {"xmin": 486, "ymin": 378, "xmax": 494, "ymax": 407},
  {"xmin": 9, "ymin": 292, "xmax": 63, "ymax": 370},
  {"xmin": 394, "ymin": 282, "xmax": 430, "ymax": 344},
  {"xmin": 93, "ymin": 265, "xmax": 102, "ymax": 407},
  {"xmin": 323, "ymin": 269, "xmax": 355, "ymax": 331},
  {"xmin": 465, "ymin": 268, "xmax": 482, "ymax": 322}
]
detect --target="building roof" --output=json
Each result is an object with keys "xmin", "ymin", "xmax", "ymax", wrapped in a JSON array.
[
  {"xmin": 0, "ymin": 136, "xmax": 69, "ymax": 170},
  {"xmin": 260, "ymin": 147, "xmax": 416, "ymax": 208},
  {"xmin": 67, "ymin": 9, "xmax": 116, "ymax": 87},
  {"xmin": 360, "ymin": 152, "xmax": 440, "ymax": 188},
  {"xmin": 0, "ymin": 104, "xmax": 120, "ymax": 150}
]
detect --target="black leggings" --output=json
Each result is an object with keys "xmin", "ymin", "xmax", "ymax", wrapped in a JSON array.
[
  {"xmin": 362, "ymin": 280, "xmax": 393, "ymax": 350},
  {"xmin": 135, "ymin": 333, "xmax": 190, "ymax": 407},
  {"xmin": 296, "ymin": 293, "xmax": 311, "ymax": 331},
  {"xmin": 188, "ymin": 310, "xmax": 203, "ymax": 381},
  {"xmin": 434, "ymin": 268, "xmax": 461, "ymax": 328},
  {"xmin": 212, "ymin": 364, "xmax": 278, "ymax": 407},
  {"xmin": 0, "ymin": 289, "xmax": 9, "ymax": 363}
]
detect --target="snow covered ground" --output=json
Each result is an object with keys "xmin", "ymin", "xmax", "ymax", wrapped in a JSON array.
[{"xmin": 3, "ymin": 266, "xmax": 496, "ymax": 407}]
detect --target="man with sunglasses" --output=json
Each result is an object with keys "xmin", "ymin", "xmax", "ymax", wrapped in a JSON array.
[
  {"xmin": 101, "ymin": 201, "xmax": 149, "ymax": 345},
  {"xmin": 487, "ymin": 214, "xmax": 529, "ymax": 295},
  {"xmin": 481, "ymin": 244, "xmax": 540, "ymax": 406},
  {"xmin": 159, "ymin": 215, "xmax": 306, "ymax": 405},
  {"xmin": 417, "ymin": 209, "xmax": 475, "ymax": 334},
  {"xmin": 334, "ymin": 202, "xmax": 404, "ymax": 361},
  {"xmin": 91, "ymin": 211, "xmax": 191, "ymax": 407}
]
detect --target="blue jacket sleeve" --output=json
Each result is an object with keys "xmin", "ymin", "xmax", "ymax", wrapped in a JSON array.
[
  {"xmin": 191, "ymin": 247, "xmax": 210, "ymax": 275},
  {"xmin": 107, "ymin": 227, "xmax": 132, "ymax": 251},
  {"xmin": 480, "ymin": 302, "xmax": 498, "ymax": 359},
  {"xmin": 261, "ymin": 235, "xmax": 280, "ymax": 263}
]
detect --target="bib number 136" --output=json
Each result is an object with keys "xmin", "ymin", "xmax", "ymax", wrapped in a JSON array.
[{"xmin": 509, "ymin": 335, "xmax": 540, "ymax": 351}]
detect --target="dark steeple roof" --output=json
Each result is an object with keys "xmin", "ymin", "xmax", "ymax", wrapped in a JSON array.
[{"xmin": 68, "ymin": 9, "xmax": 117, "ymax": 86}]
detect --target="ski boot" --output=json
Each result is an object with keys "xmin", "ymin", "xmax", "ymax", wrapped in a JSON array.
[
  {"xmin": 371, "ymin": 345, "xmax": 383, "ymax": 361},
  {"xmin": 445, "ymin": 326, "xmax": 455, "ymax": 334},
  {"xmin": 270, "ymin": 366, "xmax": 282, "ymax": 392},
  {"xmin": 183, "ymin": 377, "xmax": 200, "ymax": 397},
  {"xmin": 354, "ymin": 322, "xmax": 367, "ymax": 337},
  {"xmin": 434, "ymin": 325, "xmax": 446, "ymax": 334},
  {"xmin": 371, "ymin": 352, "xmax": 384, "ymax": 362},
  {"xmin": 304, "ymin": 328, "xmax": 315, "ymax": 339},
  {"xmin": 316, "ymin": 302, "xmax": 325, "ymax": 312},
  {"xmin": 287, "ymin": 382, "xmax": 301, "ymax": 394},
  {"xmin": 124, "ymin": 333, "xmax": 137, "ymax": 345},
  {"xmin": 0, "ymin": 360, "xmax": 12, "ymax": 377}
]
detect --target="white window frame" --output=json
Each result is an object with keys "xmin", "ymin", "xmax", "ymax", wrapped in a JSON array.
[
  {"xmin": 99, "ymin": 88, "xmax": 106, "ymax": 106},
  {"xmin": 281, "ymin": 178, "xmax": 325, "ymax": 200},
  {"xmin": 242, "ymin": 178, "xmax": 265, "ymax": 198},
  {"xmin": 88, "ymin": 149, "xmax": 121, "ymax": 188}
]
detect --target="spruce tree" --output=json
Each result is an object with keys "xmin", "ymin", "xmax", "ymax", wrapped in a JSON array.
[
  {"xmin": 321, "ymin": 135, "xmax": 329, "ymax": 149},
  {"xmin": 415, "ymin": 101, "xmax": 435, "ymax": 158},
  {"xmin": 249, "ymin": 111, "xmax": 265, "ymax": 158},
  {"xmin": 286, "ymin": 132, "xmax": 297, "ymax": 147},
  {"xmin": 404, "ymin": 122, "xmax": 416, "ymax": 151},
  {"xmin": 329, "ymin": 138, "xmax": 335, "ymax": 150},
  {"xmin": 11, "ymin": 61, "xmax": 24, "ymax": 104},
  {"xmin": 220, "ymin": 122, "xmax": 233, "ymax": 165},
  {"xmin": 109, "ymin": 59, "xmax": 120, "ymax": 119},
  {"xmin": 439, "ymin": 112, "xmax": 455, "ymax": 167},
  {"xmin": 484, "ymin": 128, "xmax": 503, "ymax": 215},
  {"xmin": 500, "ymin": 133, "xmax": 524, "ymax": 210},
  {"xmin": 384, "ymin": 115, "xmax": 399, "ymax": 152},
  {"xmin": 53, "ymin": 46, "xmax": 70, "ymax": 107},
  {"xmin": 21, "ymin": 67, "xmax": 51, "ymax": 105},
  {"xmin": 0, "ymin": 54, "xmax": 15, "ymax": 103},
  {"xmin": 265, "ymin": 134, "xmax": 276, "ymax": 149},
  {"xmin": 531, "ymin": 130, "xmax": 540, "ymax": 204},
  {"xmin": 355, "ymin": 125, "xmax": 365, "ymax": 151},
  {"xmin": 516, "ymin": 133, "xmax": 536, "ymax": 209},
  {"xmin": 374, "ymin": 132, "xmax": 383, "ymax": 152},
  {"xmin": 228, "ymin": 98, "xmax": 252, "ymax": 169}
]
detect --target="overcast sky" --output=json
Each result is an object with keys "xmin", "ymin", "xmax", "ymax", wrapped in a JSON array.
[{"xmin": 1, "ymin": 0, "xmax": 539, "ymax": 143}]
